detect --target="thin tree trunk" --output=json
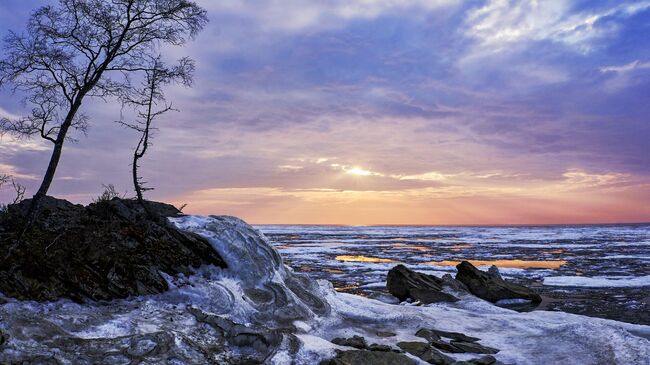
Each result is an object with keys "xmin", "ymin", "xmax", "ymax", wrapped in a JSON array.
[
  {"xmin": 132, "ymin": 72, "xmax": 157, "ymax": 218},
  {"xmin": 25, "ymin": 100, "xmax": 82, "ymax": 220}
]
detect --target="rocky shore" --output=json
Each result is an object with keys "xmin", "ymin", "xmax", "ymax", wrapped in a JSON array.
[
  {"xmin": 0, "ymin": 199, "xmax": 649, "ymax": 364},
  {"xmin": 0, "ymin": 197, "xmax": 225, "ymax": 302}
]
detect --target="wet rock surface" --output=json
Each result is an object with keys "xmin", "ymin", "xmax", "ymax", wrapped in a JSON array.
[
  {"xmin": 324, "ymin": 328, "xmax": 503, "ymax": 365},
  {"xmin": 455, "ymin": 261, "xmax": 542, "ymax": 304},
  {"xmin": 0, "ymin": 197, "xmax": 226, "ymax": 302},
  {"xmin": 321, "ymin": 349, "xmax": 418, "ymax": 365},
  {"xmin": 332, "ymin": 335, "xmax": 368, "ymax": 349},
  {"xmin": 387, "ymin": 264, "xmax": 460, "ymax": 304}
]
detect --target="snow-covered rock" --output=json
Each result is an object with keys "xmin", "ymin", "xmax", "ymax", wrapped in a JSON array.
[{"xmin": 0, "ymin": 215, "xmax": 648, "ymax": 364}]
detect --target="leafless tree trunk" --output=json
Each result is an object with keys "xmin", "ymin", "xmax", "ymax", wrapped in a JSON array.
[
  {"xmin": 118, "ymin": 57, "xmax": 193, "ymax": 216},
  {"xmin": 0, "ymin": 0, "xmax": 207, "ymax": 220}
]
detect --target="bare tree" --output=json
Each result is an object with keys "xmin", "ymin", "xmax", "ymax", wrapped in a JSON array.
[
  {"xmin": 118, "ymin": 56, "xmax": 193, "ymax": 214},
  {"xmin": 0, "ymin": 174, "xmax": 26, "ymax": 210},
  {"xmin": 0, "ymin": 0, "xmax": 207, "ymax": 216}
]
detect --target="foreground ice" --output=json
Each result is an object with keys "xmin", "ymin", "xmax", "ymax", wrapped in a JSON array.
[
  {"xmin": 544, "ymin": 275, "xmax": 650, "ymax": 288},
  {"xmin": 0, "ymin": 215, "xmax": 648, "ymax": 364}
]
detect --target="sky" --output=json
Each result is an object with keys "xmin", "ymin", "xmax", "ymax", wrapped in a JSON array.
[{"xmin": 1, "ymin": 0, "xmax": 650, "ymax": 225}]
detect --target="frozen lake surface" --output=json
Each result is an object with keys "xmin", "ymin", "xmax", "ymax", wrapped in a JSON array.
[{"xmin": 258, "ymin": 223, "xmax": 650, "ymax": 325}]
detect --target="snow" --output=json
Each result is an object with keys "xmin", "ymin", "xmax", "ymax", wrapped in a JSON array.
[
  {"xmin": 0, "ymin": 215, "xmax": 649, "ymax": 364},
  {"xmin": 544, "ymin": 275, "xmax": 650, "ymax": 288}
]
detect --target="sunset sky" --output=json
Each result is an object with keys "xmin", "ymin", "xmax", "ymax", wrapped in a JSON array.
[{"xmin": 1, "ymin": 0, "xmax": 650, "ymax": 225}]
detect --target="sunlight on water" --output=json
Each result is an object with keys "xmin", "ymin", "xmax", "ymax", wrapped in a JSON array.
[
  {"xmin": 391, "ymin": 244, "xmax": 431, "ymax": 251},
  {"xmin": 335, "ymin": 255, "xmax": 399, "ymax": 263},
  {"xmin": 425, "ymin": 259, "xmax": 568, "ymax": 269}
]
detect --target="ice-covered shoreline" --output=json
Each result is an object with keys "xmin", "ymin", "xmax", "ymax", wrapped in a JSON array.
[{"xmin": 1, "ymin": 215, "xmax": 649, "ymax": 364}]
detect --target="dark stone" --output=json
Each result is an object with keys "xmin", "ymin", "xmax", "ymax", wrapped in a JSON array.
[
  {"xmin": 455, "ymin": 261, "xmax": 542, "ymax": 304},
  {"xmin": 430, "ymin": 329, "xmax": 480, "ymax": 343},
  {"xmin": 450, "ymin": 341, "xmax": 499, "ymax": 355},
  {"xmin": 0, "ymin": 196, "xmax": 226, "ymax": 302},
  {"xmin": 367, "ymin": 343, "xmax": 392, "ymax": 352},
  {"xmin": 441, "ymin": 274, "xmax": 470, "ymax": 293},
  {"xmin": 0, "ymin": 329, "xmax": 7, "ymax": 347},
  {"xmin": 397, "ymin": 342, "xmax": 455, "ymax": 365},
  {"xmin": 375, "ymin": 331, "xmax": 396, "ymax": 338},
  {"xmin": 189, "ymin": 306, "xmax": 283, "ymax": 363},
  {"xmin": 416, "ymin": 328, "xmax": 441, "ymax": 342},
  {"xmin": 420, "ymin": 348, "xmax": 457, "ymax": 365},
  {"xmin": 430, "ymin": 339, "xmax": 465, "ymax": 353},
  {"xmin": 332, "ymin": 335, "xmax": 368, "ymax": 349},
  {"xmin": 397, "ymin": 341, "xmax": 430, "ymax": 356},
  {"xmin": 322, "ymin": 349, "xmax": 418, "ymax": 365},
  {"xmin": 387, "ymin": 265, "xmax": 459, "ymax": 304},
  {"xmin": 469, "ymin": 355, "xmax": 498, "ymax": 364}
]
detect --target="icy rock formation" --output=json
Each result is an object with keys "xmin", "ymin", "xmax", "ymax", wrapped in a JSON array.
[
  {"xmin": 386, "ymin": 264, "xmax": 460, "ymax": 304},
  {"xmin": 169, "ymin": 215, "xmax": 331, "ymax": 327},
  {"xmin": 456, "ymin": 261, "xmax": 542, "ymax": 304}
]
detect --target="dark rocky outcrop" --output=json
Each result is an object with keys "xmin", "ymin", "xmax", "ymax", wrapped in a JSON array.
[
  {"xmin": 418, "ymin": 329, "xmax": 480, "ymax": 343},
  {"xmin": 188, "ymin": 306, "xmax": 284, "ymax": 363},
  {"xmin": 320, "ymin": 349, "xmax": 418, "ymax": 365},
  {"xmin": 332, "ymin": 335, "xmax": 368, "ymax": 349},
  {"xmin": 450, "ymin": 341, "xmax": 499, "ymax": 355},
  {"xmin": 387, "ymin": 265, "xmax": 459, "ymax": 304},
  {"xmin": 455, "ymin": 261, "xmax": 541, "ymax": 304},
  {"xmin": 0, "ymin": 196, "xmax": 226, "ymax": 302},
  {"xmin": 414, "ymin": 327, "xmax": 499, "ymax": 358},
  {"xmin": 397, "ymin": 341, "xmax": 456, "ymax": 365}
]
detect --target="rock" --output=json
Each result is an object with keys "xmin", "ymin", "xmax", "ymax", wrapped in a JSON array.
[
  {"xmin": 430, "ymin": 338, "xmax": 466, "ymax": 353},
  {"xmin": 0, "ymin": 329, "xmax": 7, "ymax": 347},
  {"xmin": 387, "ymin": 265, "xmax": 459, "ymax": 304},
  {"xmin": 430, "ymin": 329, "xmax": 480, "ymax": 343},
  {"xmin": 441, "ymin": 274, "xmax": 470, "ymax": 293},
  {"xmin": 332, "ymin": 335, "xmax": 368, "ymax": 349},
  {"xmin": 375, "ymin": 331, "xmax": 396, "ymax": 338},
  {"xmin": 189, "ymin": 306, "xmax": 283, "ymax": 363},
  {"xmin": 416, "ymin": 328, "xmax": 442, "ymax": 342},
  {"xmin": 450, "ymin": 341, "xmax": 499, "ymax": 355},
  {"xmin": 321, "ymin": 349, "xmax": 418, "ymax": 365},
  {"xmin": 368, "ymin": 343, "xmax": 392, "ymax": 352},
  {"xmin": 420, "ymin": 348, "xmax": 457, "ymax": 365},
  {"xmin": 469, "ymin": 355, "xmax": 498, "ymax": 364},
  {"xmin": 487, "ymin": 266, "xmax": 502, "ymax": 280},
  {"xmin": 397, "ymin": 341, "xmax": 430, "ymax": 356},
  {"xmin": 455, "ymin": 261, "xmax": 542, "ymax": 304},
  {"xmin": 0, "ymin": 196, "xmax": 226, "ymax": 302},
  {"xmin": 397, "ymin": 341, "xmax": 456, "ymax": 365}
]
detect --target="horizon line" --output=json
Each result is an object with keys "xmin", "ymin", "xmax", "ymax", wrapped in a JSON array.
[{"xmin": 250, "ymin": 221, "xmax": 650, "ymax": 227}]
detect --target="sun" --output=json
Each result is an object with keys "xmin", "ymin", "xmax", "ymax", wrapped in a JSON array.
[{"xmin": 345, "ymin": 167, "xmax": 374, "ymax": 176}]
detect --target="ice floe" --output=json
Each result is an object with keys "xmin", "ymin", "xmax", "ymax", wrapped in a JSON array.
[{"xmin": 544, "ymin": 275, "xmax": 650, "ymax": 288}]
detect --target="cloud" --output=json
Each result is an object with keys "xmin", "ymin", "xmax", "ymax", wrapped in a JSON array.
[
  {"xmin": 464, "ymin": 0, "xmax": 650, "ymax": 54},
  {"xmin": 398, "ymin": 171, "xmax": 449, "ymax": 181},
  {"xmin": 0, "ymin": 106, "xmax": 19, "ymax": 120},
  {"xmin": 199, "ymin": 0, "xmax": 459, "ymax": 32},
  {"xmin": 600, "ymin": 60, "xmax": 650, "ymax": 73}
]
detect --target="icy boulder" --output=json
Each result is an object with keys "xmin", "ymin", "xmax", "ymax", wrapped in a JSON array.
[{"xmin": 169, "ymin": 215, "xmax": 331, "ymax": 327}]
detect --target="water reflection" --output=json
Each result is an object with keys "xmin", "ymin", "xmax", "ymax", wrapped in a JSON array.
[
  {"xmin": 392, "ymin": 245, "xmax": 430, "ymax": 252},
  {"xmin": 336, "ymin": 255, "xmax": 399, "ymax": 263},
  {"xmin": 424, "ymin": 259, "xmax": 568, "ymax": 269}
]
